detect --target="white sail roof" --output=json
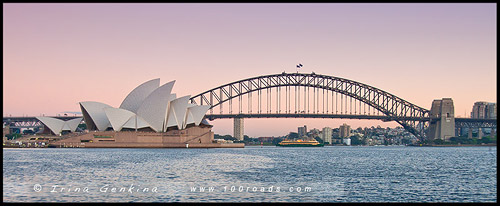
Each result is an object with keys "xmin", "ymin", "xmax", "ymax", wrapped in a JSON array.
[
  {"xmin": 36, "ymin": 117, "xmax": 83, "ymax": 135},
  {"xmin": 62, "ymin": 124, "xmax": 71, "ymax": 131},
  {"xmin": 122, "ymin": 115, "xmax": 151, "ymax": 129},
  {"xmin": 64, "ymin": 117, "xmax": 83, "ymax": 132},
  {"xmin": 104, "ymin": 107, "xmax": 136, "ymax": 132},
  {"xmin": 165, "ymin": 93, "xmax": 179, "ymax": 129},
  {"xmin": 119, "ymin": 78, "xmax": 160, "ymax": 113},
  {"xmin": 136, "ymin": 81, "xmax": 175, "ymax": 132},
  {"xmin": 188, "ymin": 105, "xmax": 211, "ymax": 126},
  {"xmin": 36, "ymin": 117, "xmax": 65, "ymax": 135},
  {"xmin": 103, "ymin": 107, "xmax": 153, "ymax": 131},
  {"xmin": 79, "ymin": 101, "xmax": 113, "ymax": 131},
  {"xmin": 165, "ymin": 95, "xmax": 190, "ymax": 130},
  {"xmin": 77, "ymin": 78, "xmax": 212, "ymax": 133},
  {"xmin": 184, "ymin": 104, "xmax": 197, "ymax": 126},
  {"xmin": 65, "ymin": 117, "xmax": 83, "ymax": 131}
]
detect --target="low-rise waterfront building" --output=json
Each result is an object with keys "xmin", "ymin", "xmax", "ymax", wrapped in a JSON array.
[{"xmin": 343, "ymin": 138, "xmax": 351, "ymax": 146}]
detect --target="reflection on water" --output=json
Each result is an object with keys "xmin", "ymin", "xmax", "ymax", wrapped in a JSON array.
[{"xmin": 3, "ymin": 146, "xmax": 497, "ymax": 202}]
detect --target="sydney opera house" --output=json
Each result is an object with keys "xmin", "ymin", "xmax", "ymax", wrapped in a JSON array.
[{"xmin": 36, "ymin": 79, "xmax": 244, "ymax": 148}]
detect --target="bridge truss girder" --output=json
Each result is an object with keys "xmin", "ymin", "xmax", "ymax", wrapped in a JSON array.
[
  {"xmin": 455, "ymin": 118, "xmax": 497, "ymax": 128},
  {"xmin": 5, "ymin": 121, "xmax": 43, "ymax": 128}
]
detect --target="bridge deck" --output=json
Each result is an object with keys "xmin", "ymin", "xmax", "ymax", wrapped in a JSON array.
[{"xmin": 204, "ymin": 113, "xmax": 430, "ymax": 121}]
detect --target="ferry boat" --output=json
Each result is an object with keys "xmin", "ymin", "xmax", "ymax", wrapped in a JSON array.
[{"xmin": 277, "ymin": 139, "xmax": 324, "ymax": 147}]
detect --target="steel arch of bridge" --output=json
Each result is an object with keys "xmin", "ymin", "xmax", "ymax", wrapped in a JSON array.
[{"xmin": 190, "ymin": 72, "xmax": 430, "ymax": 139}]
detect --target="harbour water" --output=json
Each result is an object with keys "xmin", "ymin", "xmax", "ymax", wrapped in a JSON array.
[{"xmin": 2, "ymin": 146, "xmax": 497, "ymax": 202}]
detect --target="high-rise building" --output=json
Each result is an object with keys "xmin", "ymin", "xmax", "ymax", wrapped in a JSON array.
[
  {"xmin": 486, "ymin": 103, "xmax": 497, "ymax": 119},
  {"xmin": 471, "ymin": 102, "xmax": 489, "ymax": 118},
  {"xmin": 298, "ymin": 125, "xmax": 307, "ymax": 138},
  {"xmin": 471, "ymin": 102, "xmax": 496, "ymax": 119},
  {"xmin": 234, "ymin": 118, "xmax": 244, "ymax": 141},
  {"xmin": 321, "ymin": 127, "xmax": 332, "ymax": 144},
  {"xmin": 339, "ymin": 123, "xmax": 351, "ymax": 138}
]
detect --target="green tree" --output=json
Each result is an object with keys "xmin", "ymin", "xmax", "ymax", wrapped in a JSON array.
[
  {"xmin": 480, "ymin": 136, "xmax": 495, "ymax": 144},
  {"xmin": 350, "ymin": 135, "xmax": 365, "ymax": 145},
  {"xmin": 288, "ymin": 132, "xmax": 299, "ymax": 139},
  {"xmin": 272, "ymin": 137, "xmax": 284, "ymax": 145},
  {"xmin": 78, "ymin": 123, "xmax": 87, "ymax": 130},
  {"xmin": 6, "ymin": 133, "xmax": 22, "ymax": 140},
  {"xmin": 243, "ymin": 135, "xmax": 253, "ymax": 142},
  {"xmin": 433, "ymin": 139, "xmax": 445, "ymax": 145},
  {"xmin": 449, "ymin": 136, "xmax": 477, "ymax": 144},
  {"xmin": 401, "ymin": 138, "xmax": 411, "ymax": 145}
]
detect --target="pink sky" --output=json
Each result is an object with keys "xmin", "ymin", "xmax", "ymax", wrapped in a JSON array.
[{"xmin": 3, "ymin": 3, "xmax": 496, "ymax": 137}]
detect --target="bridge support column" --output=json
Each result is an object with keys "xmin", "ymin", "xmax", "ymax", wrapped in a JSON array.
[
  {"xmin": 468, "ymin": 128, "xmax": 473, "ymax": 139},
  {"xmin": 428, "ymin": 98, "xmax": 455, "ymax": 141},
  {"xmin": 234, "ymin": 118, "xmax": 244, "ymax": 141},
  {"xmin": 478, "ymin": 128, "xmax": 483, "ymax": 139}
]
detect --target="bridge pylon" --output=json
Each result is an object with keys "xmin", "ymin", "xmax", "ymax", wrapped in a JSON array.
[{"xmin": 427, "ymin": 98, "xmax": 455, "ymax": 141}]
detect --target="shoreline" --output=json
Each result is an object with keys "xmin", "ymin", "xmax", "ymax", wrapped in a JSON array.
[
  {"xmin": 408, "ymin": 144, "xmax": 496, "ymax": 147},
  {"xmin": 6, "ymin": 144, "xmax": 495, "ymax": 149}
]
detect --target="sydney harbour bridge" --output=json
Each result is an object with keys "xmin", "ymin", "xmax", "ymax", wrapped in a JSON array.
[{"xmin": 3, "ymin": 72, "xmax": 497, "ymax": 141}]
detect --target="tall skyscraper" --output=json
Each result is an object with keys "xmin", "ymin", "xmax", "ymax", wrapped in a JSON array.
[
  {"xmin": 234, "ymin": 118, "xmax": 244, "ymax": 141},
  {"xmin": 471, "ymin": 102, "xmax": 488, "ymax": 118},
  {"xmin": 471, "ymin": 102, "xmax": 496, "ymax": 119},
  {"xmin": 486, "ymin": 103, "xmax": 497, "ymax": 119},
  {"xmin": 321, "ymin": 127, "xmax": 332, "ymax": 144},
  {"xmin": 298, "ymin": 125, "xmax": 307, "ymax": 138},
  {"xmin": 339, "ymin": 123, "xmax": 351, "ymax": 138}
]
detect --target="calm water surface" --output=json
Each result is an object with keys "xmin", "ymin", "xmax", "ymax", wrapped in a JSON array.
[{"xmin": 2, "ymin": 146, "xmax": 497, "ymax": 202}]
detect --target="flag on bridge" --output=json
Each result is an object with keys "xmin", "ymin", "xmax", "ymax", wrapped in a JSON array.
[{"xmin": 296, "ymin": 63, "xmax": 303, "ymax": 73}]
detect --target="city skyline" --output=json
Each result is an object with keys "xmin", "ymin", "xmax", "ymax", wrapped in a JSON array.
[{"xmin": 3, "ymin": 3, "xmax": 496, "ymax": 137}]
